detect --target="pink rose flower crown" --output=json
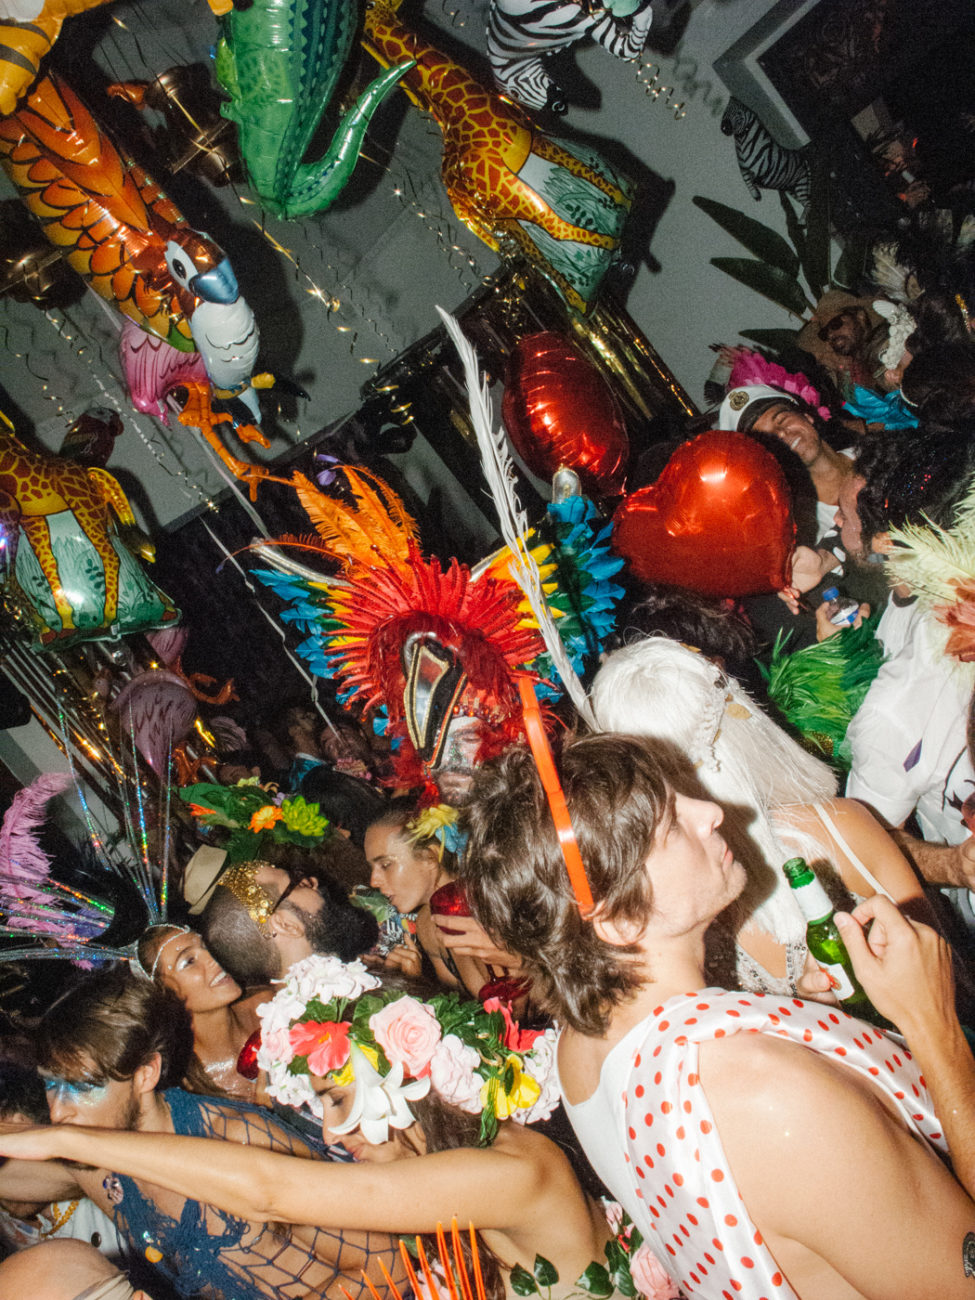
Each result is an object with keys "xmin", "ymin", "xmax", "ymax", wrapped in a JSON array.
[{"xmin": 256, "ymin": 954, "xmax": 559, "ymax": 1146}]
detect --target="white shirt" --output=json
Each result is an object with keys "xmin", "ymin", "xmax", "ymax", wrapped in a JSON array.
[{"xmin": 846, "ymin": 597, "xmax": 975, "ymax": 843}]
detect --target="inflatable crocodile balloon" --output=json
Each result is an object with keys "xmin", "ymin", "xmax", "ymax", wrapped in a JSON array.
[{"xmin": 214, "ymin": 0, "xmax": 413, "ymax": 218}]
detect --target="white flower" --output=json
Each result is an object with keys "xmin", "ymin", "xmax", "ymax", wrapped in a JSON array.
[
  {"xmin": 258, "ymin": 954, "xmax": 380, "ymax": 1044},
  {"xmin": 289, "ymin": 953, "xmax": 379, "ymax": 1006},
  {"xmin": 264, "ymin": 1066, "xmax": 316, "ymax": 1111},
  {"xmin": 329, "ymin": 1044, "xmax": 430, "ymax": 1145},
  {"xmin": 428, "ymin": 1034, "xmax": 483, "ymax": 1114},
  {"xmin": 509, "ymin": 1029, "xmax": 560, "ymax": 1125}
]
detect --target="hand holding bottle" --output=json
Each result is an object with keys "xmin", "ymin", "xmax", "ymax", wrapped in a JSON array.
[
  {"xmin": 795, "ymin": 948, "xmax": 841, "ymax": 1005},
  {"xmin": 835, "ymin": 896, "xmax": 956, "ymax": 1042}
]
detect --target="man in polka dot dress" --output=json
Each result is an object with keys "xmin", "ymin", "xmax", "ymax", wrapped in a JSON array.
[{"xmin": 462, "ymin": 734, "xmax": 975, "ymax": 1299}]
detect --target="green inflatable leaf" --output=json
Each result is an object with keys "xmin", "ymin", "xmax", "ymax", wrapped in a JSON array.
[
  {"xmin": 739, "ymin": 328, "xmax": 803, "ymax": 354},
  {"xmin": 693, "ymin": 196, "xmax": 799, "ymax": 277},
  {"xmin": 832, "ymin": 233, "xmax": 869, "ymax": 292},
  {"xmin": 710, "ymin": 258, "xmax": 812, "ymax": 317},
  {"xmin": 795, "ymin": 152, "xmax": 831, "ymax": 300}
]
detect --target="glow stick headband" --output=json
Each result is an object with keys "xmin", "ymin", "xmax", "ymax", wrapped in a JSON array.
[{"xmin": 516, "ymin": 677, "xmax": 594, "ymax": 914}]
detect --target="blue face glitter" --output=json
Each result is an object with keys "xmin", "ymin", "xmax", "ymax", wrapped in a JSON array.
[{"xmin": 42, "ymin": 1076, "xmax": 110, "ymax": 1105}]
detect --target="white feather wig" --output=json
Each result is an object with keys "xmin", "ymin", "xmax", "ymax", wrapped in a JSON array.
[{"xmin": 590, "ymin": 637, "xmax": 838, "ymax": 943}]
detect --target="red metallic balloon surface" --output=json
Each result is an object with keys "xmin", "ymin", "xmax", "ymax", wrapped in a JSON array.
[
  {"xmin": 236, "ymin": 1029, "xmax": 261, "ymax": 1081},
  {"xmin": 611, "ymin": 430, "xmax": 795, "ymax": 596},
  {"xmin": 502, "ymin": 332, "xmax": 629, "ymax": 497}
]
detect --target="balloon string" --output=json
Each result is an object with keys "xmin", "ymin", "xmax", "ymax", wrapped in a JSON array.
[{"xmin": 198, "ymin": 519, "xmax": 339, "ymax": 738}]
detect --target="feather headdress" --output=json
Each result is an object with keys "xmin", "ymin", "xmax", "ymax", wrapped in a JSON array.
[
  {"xmin": 437, "ymin": 307, "xmax": 596, "ymax": 727},
  {"xmin": 250, "ymin": 332, "xmax": 624, "ymax": 789},
  {"xmin": 0, "ymin": 773, "xmax": 79, "ymax": 936},
  {"xmin": 888, "ymin": 475, "xmax": 975, "ymax": 663},
  {"xmin": 0, "ymin": 749, "xmax": 170, "ymax": 966}
]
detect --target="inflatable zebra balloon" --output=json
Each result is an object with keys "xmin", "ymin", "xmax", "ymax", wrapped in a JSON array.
[
  {"xmin": 721, "ymin": 98, "xmax": 811, "ymax": 218},
  {"xmin": 486, "ymin": 0, "xmax": 653, "ymax": 114}
]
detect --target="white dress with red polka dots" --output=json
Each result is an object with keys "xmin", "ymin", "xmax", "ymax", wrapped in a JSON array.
[{"xmin": 561, "ymin": 989, "xmax": 946, "ymax": 1299}]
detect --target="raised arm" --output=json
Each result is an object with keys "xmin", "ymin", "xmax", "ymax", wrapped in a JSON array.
[
  {"xmin": 0, "ymin": 1124, "xmax": 544, "ymax": 1236},
  {"xmin": 0, "ymin": 1138, "xmax": 83, "ymax": 1205},
  {"xmin": 889, "ymin": 826, "xmax": 975, "ymax": 891},
  {"xmin": 837, "ymin": 895, "xmax": 975, "ymax": 1196}
]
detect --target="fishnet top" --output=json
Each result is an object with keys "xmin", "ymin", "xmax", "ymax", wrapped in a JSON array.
[{"xmin": 111, "ymin": 1089, "xmax": 404, "ymax": 1300}]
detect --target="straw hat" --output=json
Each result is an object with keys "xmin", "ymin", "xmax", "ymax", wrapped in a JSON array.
[{"xmin": 182, "ymin": 845, "xmax": 228, "ymax": 915}]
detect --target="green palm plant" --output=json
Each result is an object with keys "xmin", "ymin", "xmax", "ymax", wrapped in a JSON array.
[{"xmin": 693, "ymin": 153, "xmax": 866, "ymax": 354}]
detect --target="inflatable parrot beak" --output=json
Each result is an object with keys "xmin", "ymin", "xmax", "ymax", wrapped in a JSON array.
[{"xmin": 190, "ymin": 258, "xmax": 241, "ymax": 305}]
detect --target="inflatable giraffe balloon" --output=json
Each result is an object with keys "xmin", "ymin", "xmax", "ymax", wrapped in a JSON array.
[
  {"xmin": 362, "ymin": 0, "xmax": 633, "ymax": 313},
  {"xmin": 0, "ymin": 409, "xmax": 178, "ymax": 648},
  {"xmin": 0, "ymin": 0, "xmax": 117, "ymax": 115}
]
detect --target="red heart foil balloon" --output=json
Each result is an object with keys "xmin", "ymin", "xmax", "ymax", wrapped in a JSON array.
[
  {"xmin": 611, "ymin": 431, "xmax": 795, "ymax": 596},
  {"xmin": 502, "ymin": 332, "xmax": 629, "ymax": 497},
  {"xmin": 236, "ymin": 1029, "xmax": 261, "ymax": 1081},
  {"xmin": 429, "ymin": 879, "xmax": 471, "ymax": 936}
]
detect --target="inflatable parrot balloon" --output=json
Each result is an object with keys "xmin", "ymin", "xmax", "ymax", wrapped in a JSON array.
[{"xmin": 0, "ymin": 72, "xmax": 275, "ymax": 483}]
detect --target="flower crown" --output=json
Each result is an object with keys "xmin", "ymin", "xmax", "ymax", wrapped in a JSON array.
[
  {"xmin": 256, "ymin": 954, "xmax": 558, "ymax": 1145},
  {"xmin": 181, "ymin": 779, "xmax": 330, "ymax": 863}
]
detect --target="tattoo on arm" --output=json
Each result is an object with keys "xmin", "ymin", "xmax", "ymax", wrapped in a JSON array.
[{"xmin": 963, "ymin": 1230, "xmax": 975, "ymax": 1277}]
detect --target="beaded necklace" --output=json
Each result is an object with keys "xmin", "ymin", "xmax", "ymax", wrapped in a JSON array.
[{"xmin": 41, "ymin": 1198, "xmax": 80, "ymax": 1236}]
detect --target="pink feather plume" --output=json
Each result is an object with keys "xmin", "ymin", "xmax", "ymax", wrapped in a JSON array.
[
  {"xmin": 0, "ymin": 772, "xmax": 72, "ymax": 928},
  {"xmin": 728, "ymin": 350, "xmax": 831, "ymax": 421}
]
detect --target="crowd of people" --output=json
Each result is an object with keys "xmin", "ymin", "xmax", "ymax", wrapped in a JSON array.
[{"xmin": 2, "ymin": 163, "xmax": 975, "ymax": 1300}]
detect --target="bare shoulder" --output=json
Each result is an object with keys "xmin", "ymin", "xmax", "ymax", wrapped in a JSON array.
[
  {"xmin": 698, "ymin": 1027, "xmax": 885, "ymax": 1141},
  {"xmin": 700, "ymin": 1028, "xmax": 975, "ymax": 1296},
  {"xmin": 698, "ymin": 1025, "xmax": 813, "ymax": 1102},
  {"xmin": 823, "ymin": 796, "xmax": 889, "ymax": 838},
  {"xmin": 699, "ymin": 1028, "xmax": 933, "ymax": 1200}
]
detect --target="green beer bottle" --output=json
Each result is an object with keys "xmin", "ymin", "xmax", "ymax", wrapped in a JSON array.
[{"xmin": 783, "ymin": 857, "xmax": 887, "ymax": 1026}]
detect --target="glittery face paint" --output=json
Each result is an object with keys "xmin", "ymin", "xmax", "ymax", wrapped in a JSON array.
[{"xmin": 41, "ymin": 1076, "xmax": 110, "ymax": 1106}]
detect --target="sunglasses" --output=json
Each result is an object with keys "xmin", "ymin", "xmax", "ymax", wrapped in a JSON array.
[
  {"xmin": 268, "ymin": 870, "xmax": 304, "ymax": 918},
  {"xmin": 817, "ymin": 313, "xmax": 848, "ymax": 340}
]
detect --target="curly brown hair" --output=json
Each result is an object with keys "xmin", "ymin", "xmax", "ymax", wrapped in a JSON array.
[
  {"xmin": 37, "ymin": 965, "xmax": 192, "ymax": 1088},
  {"xmin": 460, "ymin": 734, "xmax": 696, "ymax": 1035}
]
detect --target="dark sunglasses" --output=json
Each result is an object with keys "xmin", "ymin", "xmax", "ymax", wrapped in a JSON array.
[
  {"xmin": 268, "ymin": 870, "xmax": 304, "ymax": 917},
  {"xmin": 818, "ymin": 313, "xmax": 849, "ymax": 340}
]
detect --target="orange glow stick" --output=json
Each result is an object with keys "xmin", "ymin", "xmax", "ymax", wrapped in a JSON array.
[{"xmin": 517, "ymin": 676, "xmax": 594, "ymax": 914}]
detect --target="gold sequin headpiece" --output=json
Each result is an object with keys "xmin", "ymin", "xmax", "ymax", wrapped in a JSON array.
[{"xmin": 218, "ymin": 861, "xmax": 276, "ymax": 925}]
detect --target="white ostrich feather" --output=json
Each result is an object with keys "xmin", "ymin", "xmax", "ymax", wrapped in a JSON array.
[
  {"xmin": 888, "ymin": 478, "xmax": 975, "ymax": 606},
  {"xmin": 437, "ymin": 307, "xmax": 595, "ymax": 726},
  {"xmin": 870, "ymin": 240, "xmax": 917, "ymax": 304}
]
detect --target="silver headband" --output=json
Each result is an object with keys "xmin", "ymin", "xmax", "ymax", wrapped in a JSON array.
[{"xmin": 133, "ymin": 924, "xmax": 192, "ymax": 981}]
